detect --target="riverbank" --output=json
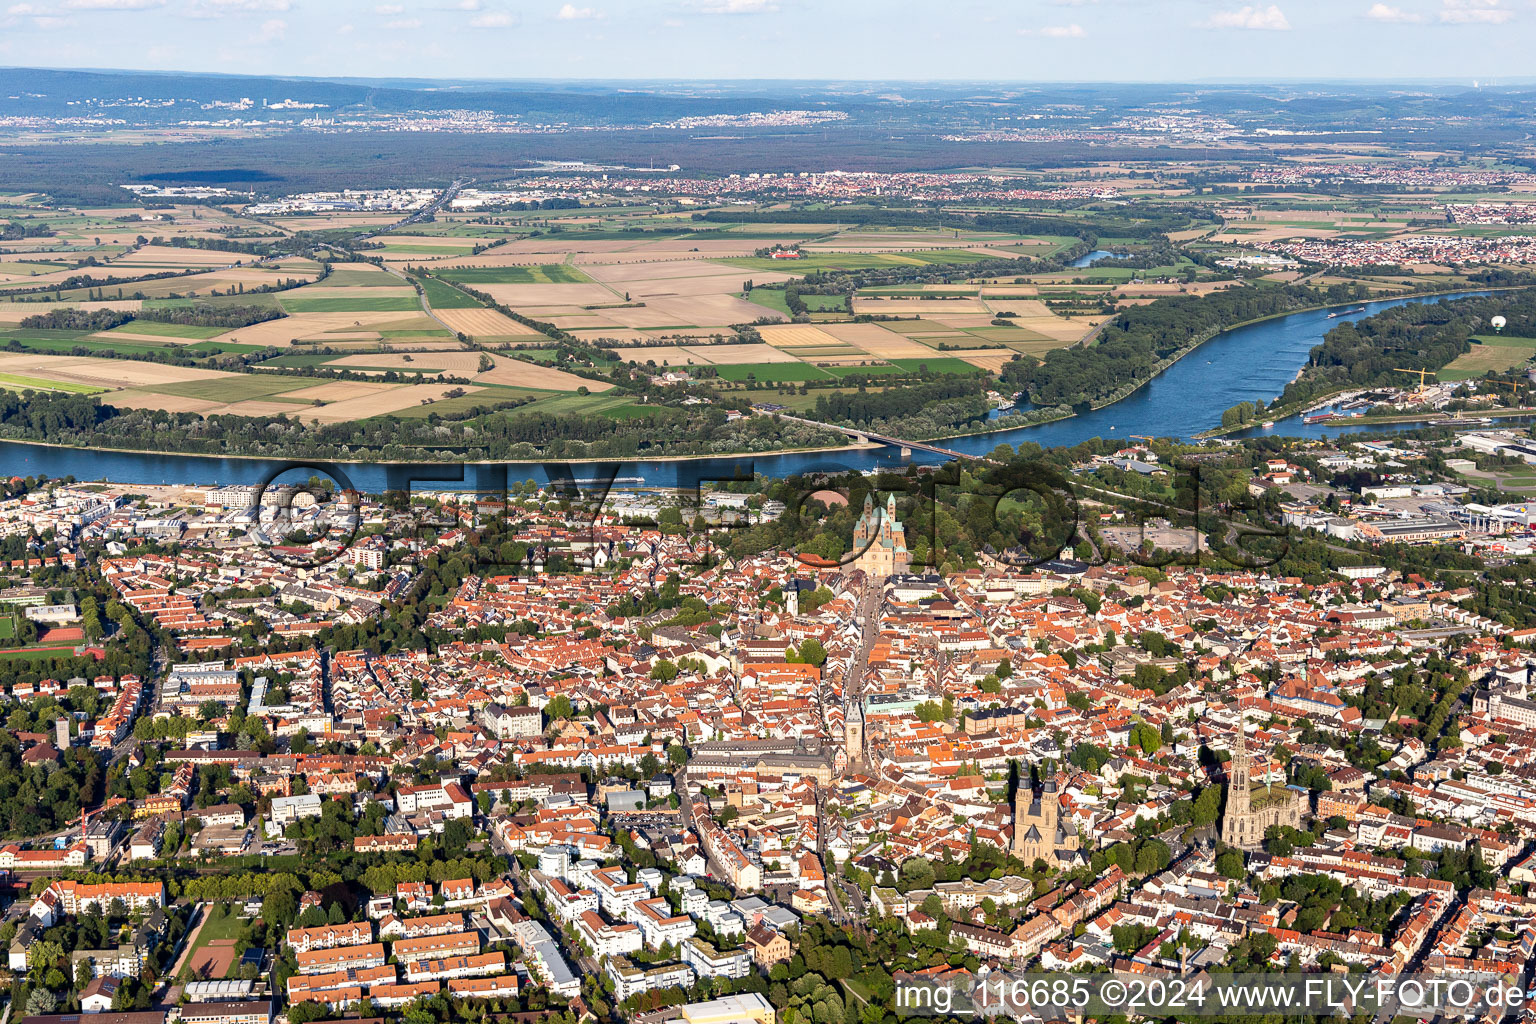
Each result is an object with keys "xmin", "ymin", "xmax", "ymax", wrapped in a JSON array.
[
  {"xmin": 0, "ymin": 433, "xmax": 884, "ymax": 467},
  {"xmin": 0, "ymin": 287, "xmax": 1511, "ymax": 486},
  {"xmin": 1196, "ymin": 288, "xmax": 1525, "ymax": 439}
]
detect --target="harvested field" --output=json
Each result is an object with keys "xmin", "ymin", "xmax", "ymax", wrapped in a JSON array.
[
  {"xmin": 113, "ymin": 246, "xmax": 238, "ymax": 267},
  {"xmin": 108, "ymin": 390, "xmax": 223, "ymax": 415},
  {"xmin": 0, "ymin": 353, "xmax": 229, "ymax": 390},
  {"xmin": 221, "ymin": 399, "xmax": 316, "ymax": 417},
  {"xmin": 679, "ymin": 343, "xmax": 799, "ymax": 365},
  {"xmin": 203, "ymin": 312, "xmax": 408, "ymax": 348},
  {"xmin": 432, "ymin": 308, "xmax": 538, "ymax": 338},
  {"xmin": 612, "ymin": 346, "xmax": 703, "ymax": 364},
  {"xmin": 0, "ymin": 299, "xmax": 142, "ymax": 317},
  {"xmin": 758, "ymin": 325, "xmax": 843, "ymax": 348},
  {"xmin": 473, "ymin": 357, "xmax": 614, "ymax": 392},
  {"xmin": 851, "ymin": 297, "xmax": 991, "ymax": 315},
  {"xmin": 569, "ymin": 328, "xmax": 665, "ymax": 344},
  {"xmin": 602, "ymin": 294, "xmax": 771, "ymax": 328},
  {"xmin": 283, "ymin": 381, "xmax": 400, "ymax": 402},
  {"xmin": 303, "ymin": 384, "xmax": 488, "ymax": 423},
  {"xmin": 955, "ymin": 349, "xmax": 1021, "ymax": 372},
  {"xmin": 820, "ymin": 323, "xmax": 937, "ymax": 359},
  {"xmin": 928, "ymin": 314, "xmax": 1004, "ymax": 329},
  {"xmin": 328, "ymin": 352, "xmax": 483, "ymax": 374},
  {"xmin": 479, "ymin": 283, "xmax": 616, "ymax": 306}
]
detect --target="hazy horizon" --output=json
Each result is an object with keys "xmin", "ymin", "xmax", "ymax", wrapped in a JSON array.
[{"xmin": 0, "ymin": 0, "xmax": 1529, "ymax": 84}]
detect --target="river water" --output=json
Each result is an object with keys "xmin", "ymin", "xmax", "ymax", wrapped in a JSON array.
[{"xmin": 0, "ymin": 290, "xmax": 1496, "ymax": 490}]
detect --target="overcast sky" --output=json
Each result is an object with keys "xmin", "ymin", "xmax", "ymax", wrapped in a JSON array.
[{"xmin": 0, "ymin": 0, "xmax": 1529, "ymax": 83}]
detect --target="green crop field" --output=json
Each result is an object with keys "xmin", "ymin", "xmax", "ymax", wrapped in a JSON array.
[
  {"xmin": 0, "ymin": 372, "xmax": 106, "ymax": 394},
  {"xmin": 1437, "ymin": 335, "xmax": 1536, "ymax": 381},
  {"xmin": 279, "ymin": 295, "xmax": 422, "ymax": 313},
  {"xmin": 0, "ymin": 336, "xmax": 169, "ymax": 357},
  {"xmin": 108, "ymin": 320, "xmax": 226, "ymax": 340},
  {"xmin": 324, "ymin": 268, "xmax": 405, "ymax": 286},
  {"xmin": 889, "ymin": 358, "xmax": 984, "ymax": 376},
  {"xmin": 420, "ymin": 277, "xmax": 485, "ymax": 309},
  {"xmin": 714, "ymin": 363, "xmax": 832, "ymax": 383},
  {"xmin": 725, "ymin": 249, "xmax": 1002, "ymax": 274},
  {"xmin": 147, "ymin": 377, "xmax": 316, "ymax": 402},
  {"xmin": 742, "ymin": 289, "xmax": 793, "ymax": 317},
  {"xmin": 144, "ymin": 293, "xmax": 283, "ymax": 311},
  {"xmin": 437, "ymin": 264, "xmax": 591, "ymax": 285},
  {"xmin": 180, "ymin": 340, "xmax": 271, "ymax": 355}
]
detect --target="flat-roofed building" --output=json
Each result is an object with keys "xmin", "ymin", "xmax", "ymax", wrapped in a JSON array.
[{"xmin": 177, "ymin": 1002, "xmax": 272, "ymax": 1024}]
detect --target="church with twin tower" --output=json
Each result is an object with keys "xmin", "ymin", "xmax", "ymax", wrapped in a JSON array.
[{"xmin": 851, "ymin": 493, "xmax": 911, "ymax": 577}]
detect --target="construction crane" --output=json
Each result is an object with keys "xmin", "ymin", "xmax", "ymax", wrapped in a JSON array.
[
  {"xmin": 1484, "ymin": 376, "xmax": 1523, "ymax": 401},
  {"xmin": 1394, "ymin": 368, "xmax": 1434, "ymax": 388},
  {"xmin": 1128, "ymin": 434, "xmax": 1156, "ymax": 442}
]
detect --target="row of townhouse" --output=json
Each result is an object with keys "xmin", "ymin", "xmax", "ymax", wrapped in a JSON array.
[
  {"xmin": 378, "ymin": 912, "xmax": 464, "ymax": 940},
  {"xmin": 285, "ymin": 921, "xmax": 373, "ymax": 954},
  {"xmin": 294, "ymin": 942, "xmax": 388, "ymax": 975},
  {"xmin": 286, "ymin": 964, "xmax": 396, "ymax": 1003},
  {"xmin": 391, "ymin": 931, "xmax": 481, "ymax": 965},
  {"xmin": 402, "ymin": 951, "xmax": 505, "ymax": 983}
]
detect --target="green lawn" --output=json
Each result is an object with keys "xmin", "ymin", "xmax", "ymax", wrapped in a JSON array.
[
  {"xmin": 420, "ymin": 276, "xmax": 485, "ymax": 309},
  {"xmin": 437, "ymin": 264, "xmax": 591, "ymax": 285},
  {"xmin": 279, "ymin": 295, "xmax": 421, "ymax": 313},
  {"xmin": 0, "ymin": 616, "xmax": 14, "ymax": 640},
  {"xmin": 108, "ymin": 320, "xmax": 226, "ymax": 340}
]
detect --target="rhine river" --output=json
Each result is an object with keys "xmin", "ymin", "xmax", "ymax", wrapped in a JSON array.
[{"xmin": 0, "ymin": 290, "xmax": 1497, "ymax": 491}]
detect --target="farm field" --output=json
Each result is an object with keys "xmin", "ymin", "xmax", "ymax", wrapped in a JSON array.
[
  {"xmin": 419, "ymin": 276, "xmax": 484, "ymax": 309},
  {"xmin": 102, "ymin": 320, "xmax": 226, "ymax": 340},
  {"xmin": 724, "ymin": 249, "xmax": 1004, "ymax": 274},
  {"xmin": 437, "ymin": 264, "xmax": 591, "ymax": 285},
  {"xmin": 1438, "ymin": 335, "xmax": 1536, "ymax": 381},
  {"xmin": 279, "ymin": 294, "xmax": 421, "ymax": 313}
]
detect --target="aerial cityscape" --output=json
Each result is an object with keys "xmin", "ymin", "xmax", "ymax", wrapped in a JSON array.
[{"xmin": 3, "ymin": 5, "xmax": 1536, "ymax": 1024}]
